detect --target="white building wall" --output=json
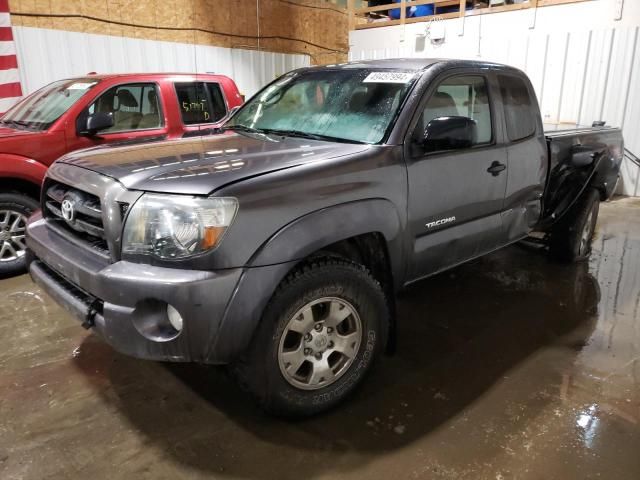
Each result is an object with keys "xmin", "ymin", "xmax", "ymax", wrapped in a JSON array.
[
  {"xmin": 349, "ymin": 0, "xmax": 640, "ymax": 196},
  {"xmin": 12, "ymin": 26, "xmax": 310, "ymax": 100}
]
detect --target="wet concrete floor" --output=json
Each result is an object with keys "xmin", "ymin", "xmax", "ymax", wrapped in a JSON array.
[{"xmin": 1, "ymin": 197, "xmax": 639, "ymax": 480}]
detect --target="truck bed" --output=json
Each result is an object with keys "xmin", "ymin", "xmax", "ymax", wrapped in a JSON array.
[{"xmin": 541, "ymin": 125, "xmax": 623, "ymax": 227}]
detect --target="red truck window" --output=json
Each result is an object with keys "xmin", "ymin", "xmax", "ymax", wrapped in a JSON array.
[
  {"xmin": 3, "ymin": 79, "xmax": 100, "ymax": 131},
  {"xmin": 206, "ymin": 83, "xmax": 227, "ymax": 121},
  {"xmin": 87, "ymin": 83, "xmax": 163, "ymax": 133},
  {"xmin": 174, "ymin": 82, "xmax": 227, "ymax": 125}
]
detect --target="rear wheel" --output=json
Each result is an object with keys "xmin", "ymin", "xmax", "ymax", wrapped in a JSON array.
[
  {"xmin": 549, "ymin": 188, "xmax": 600, "ymax": 263},
  {"xmin": 0, "ymin": 193, "xmax": 38, "ymax": 277},
  {"xmin": 232, "ymin": 259, "xmax": 388, "ymax": 418}
]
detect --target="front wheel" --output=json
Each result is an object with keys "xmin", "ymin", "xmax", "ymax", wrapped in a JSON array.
[
  {"xmin": 0, "ymin": 193, "xmax": 38, "ymax": 277},
  {"xmin": 232, "ymin": 259, "xmax": 388, "ymax": 418},
  {"xmin": 549, "ymin": 188, "xmax": 600, "ymax": 263}
]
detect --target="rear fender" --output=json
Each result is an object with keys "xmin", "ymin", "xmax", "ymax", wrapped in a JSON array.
[{"xmin": 541, "ymin": 148, "xmax": 607, "ymax": 229}]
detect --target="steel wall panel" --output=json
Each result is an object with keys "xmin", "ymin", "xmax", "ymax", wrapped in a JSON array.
[
  {"xmin": 12, "ymin": 26, "xmax": 310, "ymax": 100},
  {"xmin": 350, "ymin": 15, "xmax": 640, "ymax": 196}
]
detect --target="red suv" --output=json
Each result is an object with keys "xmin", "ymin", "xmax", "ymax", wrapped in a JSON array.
[{"xmin": 0, "ymin": 73, "xmax": 242, "ymax": 275}]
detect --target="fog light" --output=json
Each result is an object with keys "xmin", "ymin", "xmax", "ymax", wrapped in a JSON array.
[{"xmin": 167, "ymin": 305, "xmax": 184, "ymax": 332}]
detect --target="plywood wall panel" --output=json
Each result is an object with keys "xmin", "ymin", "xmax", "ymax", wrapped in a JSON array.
[{"xmin": 8, "ymin": 0, "xmax": 347, "ymax": 64}]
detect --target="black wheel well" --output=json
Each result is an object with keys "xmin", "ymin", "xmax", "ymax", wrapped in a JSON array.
[
  {"xmin": 0, "ymin": 178, "xmax": 41, "ymax": 201},
  {"xmin": 304, "ymin": 232, "xmax": 397, "ymax": 353}
]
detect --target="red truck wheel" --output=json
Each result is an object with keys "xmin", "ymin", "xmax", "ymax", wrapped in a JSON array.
[{"xmin": 0, "ymin": 193, "xmax": 39, "ymax": 277}]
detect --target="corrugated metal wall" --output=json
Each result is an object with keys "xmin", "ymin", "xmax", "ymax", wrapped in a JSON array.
[
  {"xmin": 12, "ymin": 25, "xmax": 310, "ymax": 99},
  {"xmin": 349, "ymin": 5, "xmax": 640, "ymax": 197},
  {"xmin": 479, "ymin": 25, "xmax": 640, "ymax": 197}
]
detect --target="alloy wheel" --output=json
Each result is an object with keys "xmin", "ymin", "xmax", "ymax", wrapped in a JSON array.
[
  {"xmin": 278, "ymin": 297, "xmax": 362, "ymax": 390},
  {"xmin": 0, "ymin": 210, "xmax": 28, "ymax": 262}
]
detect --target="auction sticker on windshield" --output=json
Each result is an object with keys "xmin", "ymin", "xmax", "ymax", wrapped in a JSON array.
[
  {"xmin": 67, "ymin": 82, "xmax": 97, "ymax": 90},
  {"xmin": 363, "ymin": 72, "xmax": 415, "ymax": 83}
]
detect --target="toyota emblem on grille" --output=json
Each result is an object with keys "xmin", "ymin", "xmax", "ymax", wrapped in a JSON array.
[{"xmin": 61, "ymin": 197, "xmax": 76, "ymax": 223}]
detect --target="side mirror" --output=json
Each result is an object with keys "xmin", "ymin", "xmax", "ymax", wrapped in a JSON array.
[
  {"xmin": 570, "ymin": 145, "xmax": 597, "ymax": 168},
  {"xmin": 83, "ymin": 112, "xmax": 114, "ymax": 135},
  {"xmin": 422, "ymin": 116, "xmax": 477, "ymax": 152}
]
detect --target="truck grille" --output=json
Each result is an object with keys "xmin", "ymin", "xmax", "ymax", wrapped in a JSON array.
[{"xmin": 43, "ymin": 180, "xmax": 110, "ymax": 254}]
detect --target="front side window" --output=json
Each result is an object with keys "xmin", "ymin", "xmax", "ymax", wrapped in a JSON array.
[
  {"xmin": 2, "ymin": 78, "xmax": 100, "ymax": 131},
  {"xmin": 226, "ymin": 69, "xmax": 417, "ymax": 144},
  {"xmin": 417, "ymin": 75, "xmax": 493, "ymax": 147},
  {"xmin": 498, "ymin": 74, "xmax": 536, "ymax": 142},
  {"xmin": 175, "ymin": 82, "xmax": 227, "ymax": 125},
  {"xmin": 86, "ymin": 83, "xmax": 162, "ymax": 132}
]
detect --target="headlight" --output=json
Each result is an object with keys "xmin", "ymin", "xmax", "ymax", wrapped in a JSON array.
[{"xmin": 121, "ymin": 194, "xmax": 237, "ymax": 260}]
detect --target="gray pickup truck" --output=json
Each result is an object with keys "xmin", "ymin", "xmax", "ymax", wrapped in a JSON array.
[{"xmin": 26, "ymin": 59, "xmax": 623, "ymax": 417}]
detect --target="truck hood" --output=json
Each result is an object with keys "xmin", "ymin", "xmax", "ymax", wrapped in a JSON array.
[
  {"xmin": 56, "ymin": 133, "xmax": 371, "ymax": 195},
  {"xmin": 0, "ymin": 125, "xmax": 41, "ymax": 140}
]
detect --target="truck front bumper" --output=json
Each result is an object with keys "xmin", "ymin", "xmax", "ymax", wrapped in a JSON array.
[{"xmin": 26, "ymin": 212, "xmax": 247, "ymax": 363}]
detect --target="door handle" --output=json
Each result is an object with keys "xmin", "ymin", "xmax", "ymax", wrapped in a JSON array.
[{"xmin": 487, "ymin": 161, "xmax": 507, "ymax": 176}]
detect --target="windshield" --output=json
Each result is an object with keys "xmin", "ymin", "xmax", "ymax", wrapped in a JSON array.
[
  {"xmin": 227, "ymin": 69, "xmax": 417, "ymax": 144},
  {"xmin": 1, "ymin": 78, "xmax": 100, "ymax": 131}
]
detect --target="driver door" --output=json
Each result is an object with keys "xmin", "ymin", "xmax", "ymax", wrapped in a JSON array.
[
  {"xmin": 69, "ymin": 82, "xmax": 168, "ymax": 152},
  {"xmin": 405, "ymin": 72, "xmax": 508, "ymax": 282}
]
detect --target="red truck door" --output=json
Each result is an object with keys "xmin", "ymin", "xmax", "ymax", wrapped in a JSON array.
[{"xmin": 67, "ymin": 81, "xmax": 169, "ymax": 152}]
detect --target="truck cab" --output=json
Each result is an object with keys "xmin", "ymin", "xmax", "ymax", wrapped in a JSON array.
[{"xmin": 0, "ymin": 73, "xmax": 242, "ymax": 275}]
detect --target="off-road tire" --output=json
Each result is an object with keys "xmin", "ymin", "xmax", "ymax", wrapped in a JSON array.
[
  {"xmin": 549, "ymin": 188, "xmax": 600, "ymax": 263},
  {"xmin": 232, "ymin": 259, "xmax": 388, "ymax": 418},
  {"xmin": 0, "ymin": 193, "xmax": 38, "ymax": 277}
]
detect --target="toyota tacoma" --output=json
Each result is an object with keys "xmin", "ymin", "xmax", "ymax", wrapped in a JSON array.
[{"xmin": 26, "ymin": 59, "xmax": 623, "ymax": 417}]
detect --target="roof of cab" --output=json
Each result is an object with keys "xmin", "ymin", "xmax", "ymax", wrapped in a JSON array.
[
  {"xmin": 72, "ymin": 72, "xmax": 229, "ymax": 80},
  {"xmin": 308, "ymin": 57, "xmax": 517, "ymax": 72}
]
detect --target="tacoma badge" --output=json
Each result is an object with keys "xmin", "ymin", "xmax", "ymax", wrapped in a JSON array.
[{"xmin": 425, "ymin": 216, "xmax": 456, "ymax": 229}]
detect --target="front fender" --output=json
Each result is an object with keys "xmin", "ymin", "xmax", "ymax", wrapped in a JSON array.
[
  {"xmin": 207, "ymin": 199, "xmax": 405, "ymax": 363},
  {"xmin": 249, "ymin": 198, "xmax": 403, "ymax": 272},
  {"xmin": 0, "ymin": 154, "xmax": 48, "ymax": 186}
]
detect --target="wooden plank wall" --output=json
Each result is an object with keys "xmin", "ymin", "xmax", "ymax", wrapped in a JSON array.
[{"xmin": 8, "ymin": 0, "xmax": 349, "ymax": 64}]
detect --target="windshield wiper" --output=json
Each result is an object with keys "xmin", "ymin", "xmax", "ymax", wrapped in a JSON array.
[
  {"xmin": 1, "ymin": 119, "xmax": 32, "ymax": 129},
  {"xmin": 259, "ymin": 129, "xmax": 367, "ymax": 144},
  {"xmin": 223, "ymin": 125, "xmax": 367, "ymax": 144},
  {"xmin": 221, "ymin": 124, "xmax": 265, "ymax": 135}
]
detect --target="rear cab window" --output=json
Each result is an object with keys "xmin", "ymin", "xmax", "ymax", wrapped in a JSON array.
[
  {"xmin": 498, "ymin": 74, "xmax": 537, "ymax": 142},
  {"xmin": 174, "ymin": 82, "xmax": 227, "ymax": 125}
]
